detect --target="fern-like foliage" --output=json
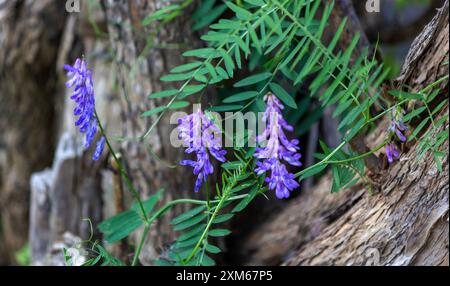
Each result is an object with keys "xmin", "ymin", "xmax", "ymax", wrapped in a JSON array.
[
  {"xmin": 144, "ymin": 0, "xmax": 389, "ymax": 192},
  {"xmin": 92, "ymin": 0, "xmax": 448, "ymax": 267}
]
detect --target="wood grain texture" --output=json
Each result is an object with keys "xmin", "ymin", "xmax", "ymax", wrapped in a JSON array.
[{"xmin": 237, "ymin": 1, "xmax": 449, "ymax": 266}]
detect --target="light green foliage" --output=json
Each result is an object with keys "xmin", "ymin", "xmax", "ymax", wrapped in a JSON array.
[
  {"xmin": 98, "ymin": 190, "xmax": 163, "ymax": 243},
  {"xmin": 15, "ymin": 243, "xmax": 31, "ymax": 266},
  {"xmin": 155, "ymin": 149, "xmax": 263, "ymax": 266}
]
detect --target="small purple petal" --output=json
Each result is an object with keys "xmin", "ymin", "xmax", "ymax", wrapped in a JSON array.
[{"xmin": 92, "ymin": 136, "xmax": 106, "ymax": 161}]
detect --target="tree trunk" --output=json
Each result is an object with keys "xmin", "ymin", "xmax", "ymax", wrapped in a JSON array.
[
  {"xmin": 102, "ymin": 0, "xmax": 201, "ymax": 264},
  {"xmin": 0, "ymin": 0, "xmax": 66, "ymax": 265},
  {"xmin": 26, "ymin": 2, "xmax": 123, "ymax": 265},
  {"xmin": 236, "ymin": 0, "xmax": 449, "ymax": 266}
]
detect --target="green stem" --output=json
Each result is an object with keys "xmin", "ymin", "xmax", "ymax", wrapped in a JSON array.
[
  {"xmin": 183, "ymin": 193, "xmax": 227, "ymax": 265},
  {"xmin": 327, "ymin": 140, "xmax": 389, "ymax": 165},
  {"xmin": 131, "ymin": 224, "xmax": 150, "ymax": 266},
  {"xmin": 94, "ymin": 110, "xmax": 150, "ymax": 224}
]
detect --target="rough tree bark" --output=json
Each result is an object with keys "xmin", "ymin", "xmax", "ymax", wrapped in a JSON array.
[
  {"xmin": 0, "ymin": 0, "xmax": 66, "ymax": 265},
  {"xmin": 102, "ymin": 0, "xmax": 203, "ymax": 264},
  {"xmin": 236, "ymin": 1, "xmax": 449, "ymax": 266}
]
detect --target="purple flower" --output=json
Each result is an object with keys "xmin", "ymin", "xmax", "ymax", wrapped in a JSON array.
[
  {"xmin": 64, "ymin": 58, "xmax": 104, "ymax": 161},
  {"xmin": 178, "ymin": 110, "xmax": 226, "ymax": 192},
  {"xmin": 93, "ymin": 136, "xmax": 106, "ymax": 161},
  {"xmin": 254, "ymin": 93, "xmax": 301, "ymax": 199},
  {"xmin": 390, "ymin": 109, "xmax": 408, "ymax": 142},
  {"xmin": 385, "ymin": 142, "xmax": 399, "ymax": 164},
  {"xmin": 385, "ymin": 108, "xmax": 408, "ymax": 164}
]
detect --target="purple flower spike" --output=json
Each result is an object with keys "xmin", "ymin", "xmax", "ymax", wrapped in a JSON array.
[
  {"xmin": 178, "ymin": 110, "xmax": 226, "ymax": 192},
  {"xmin": 64, "ymin": 58, "xmax": 105, "ymax": 160},
  {"xmin": 254, "ymin": 93, "xmax": 301, "ymax": 199}
]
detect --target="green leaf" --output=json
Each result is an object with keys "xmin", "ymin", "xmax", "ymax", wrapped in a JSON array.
[
  {"xmin": 234, "ymin": 36, "xmax": 250, "ymax": 56},
  {"xmin": 208, "ymin": 229, "xmax": 232, "ymax": 237},
  {"xmin": 300, "ymin": 164, "xmax": 328, "ymax": 181},
  {"xmin": 183, "ymin": 48, "xmax": 217, "ymax": 58},
  {"xmin": 431, "ymin": 99, "xmax": 448, "ymax": 116},
  {"xmin": 218, "ymin": 48, "xmax": 235, "ymax": 77},
  {"xmin": 171, "ymin": 62, "xmax": 202, "ymax": 73},
  {"xmin": 141, "ymin": 106, "xmax": 167, "ymax": 117},
  {"xmin": 148, "ymin": 89, "xmax": 178, "ymax": 99},
  {"xmin": 216, "ymin": 66, "xmax": 230, "ymax": 79},
  {"xmin": 171, "ymin": 206, "xmax": 206, "ymax": 225},
  {"xmin": 160, "ymin": 73, "xmax": 193, "ymax": 82},
  {"xmin": 204, "ymin": 61, "xmax": 218, "ymax": 78},
  {"xmin": 180, "ymin": 85, "xmax": 206, "ymax": 98},
  {"xmin": 269, "ymin": 83, "xmax": 297, "ymax": 109},
  {"xmin": 98, "ymin": 211, "xmax": 142, "ymax": 243},
  {"xmin": 248, "ymin": 24, "xmax": 261, "ymax": 54},
  {"xmin": 131, "ymin": 190, "xmax": 163, "ymax": 215},
  {"xmin": 192, "ymin": 4, "xmax": 227, "ymax": 31},
  {"xmin": 234, "ymin": 72, "xmax": 272, "ymax": 87},
  {"xmin": 200, "ymin": 255, "xmax": 216, "ymax": 266},
  {"xmin": 403, "ymin": 106, "xmax": 427, "ymax": 122},
  {"xmin": 434, "ymin": 152, "xmax": 443, "ymax": 172},
  {"xmin": 201, "ymin": 32, "xmax": 229, "ymax": 43},
  {"xmin": 223, "ymin": 91, "xmax": 259, "ymax": 103},
  {"xmin": 409, "ymin": 118, "xmax": 430, "ymax": 141},
  {"xmin": 244, "ymin": 0, "xmax": 265, "ymax": 6},
  {"xmin": 169, "ymin": 101, "xmax": 190, "ymax": 109},
  {"xmin": 221, "ymin": 161, "xmax": 244, "ymax": 170},
  {"xmin": 225, "ymin": 1, "xmax": 253, "ymax": 20},
  {"xmin": 232, "ymin": 185, "xmax": 260, "ymax": 213},
  {"xmin": 192, "ymin": 0, "xmax": 215, "ymax": 19},
  {"xmin": 205, "ymin": 244, "xmax": 222, "ymax": 254},
  {"xmin": 176, "ymin": 224, "xmax": 206, "ymax": 242},
  {"xmin": 173, "ymin": 214, "xmax": 207, "ymax": 231},
  {"xmin": 141, "ymin": 5, "xmax": 180, "ymax": 26},
  {"xmin": 210, "ymin": 19, "xmax": 242, "ymax": 30},
  {"xmin": 343, "ymin": 118, "xmax": 365, "ymax": 141},
  {"xmin": 212, "ymin": 214, "xmax": 234, "ymax": 224},
  {"xmin": 230, "ymin": 181, "xmax": 255, "ymax": 193},
  {"xmin": 174, "ymin": 235, "xmax": 202, "ymax": 249},
  {"xmin": 388, "ymin": 90, "xmax": 422, "ymax": 100}
]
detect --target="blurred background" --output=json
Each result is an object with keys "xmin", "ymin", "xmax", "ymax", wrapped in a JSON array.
[{"xmin": 0, "ymin": 0, "xmax": 445, "ymax": 265}]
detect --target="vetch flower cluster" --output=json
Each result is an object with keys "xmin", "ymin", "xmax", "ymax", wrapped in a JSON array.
[
  {"xmin": 254, "ymin": 93, "xmax": 302, "ymax": 199},
  {"xmin": 385, "ymin": 108, "xmax": 408, "ymax": 164},
  {"xmin": 178, "ymin": 110, "xmax": 227, "ymax": 193},
  {"xmin": 64, "ymin": 58, "xmax": 105, "ymax": 161}
]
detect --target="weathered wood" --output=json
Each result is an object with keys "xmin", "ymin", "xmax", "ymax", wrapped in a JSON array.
[
  {"xmin": 29, "ymin": 133, "xmax": 104, "ymax": 265},
  {"xmin": 237, "ymin": 0, "xmax": 449, "ymax": 266},
  {"xmin": 27, "ymin": 2, "xmax": 122, "ymax": 266},
  {"xmin": 0, "ymin": 0, "xmax": 67, "ymax": 265}
]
